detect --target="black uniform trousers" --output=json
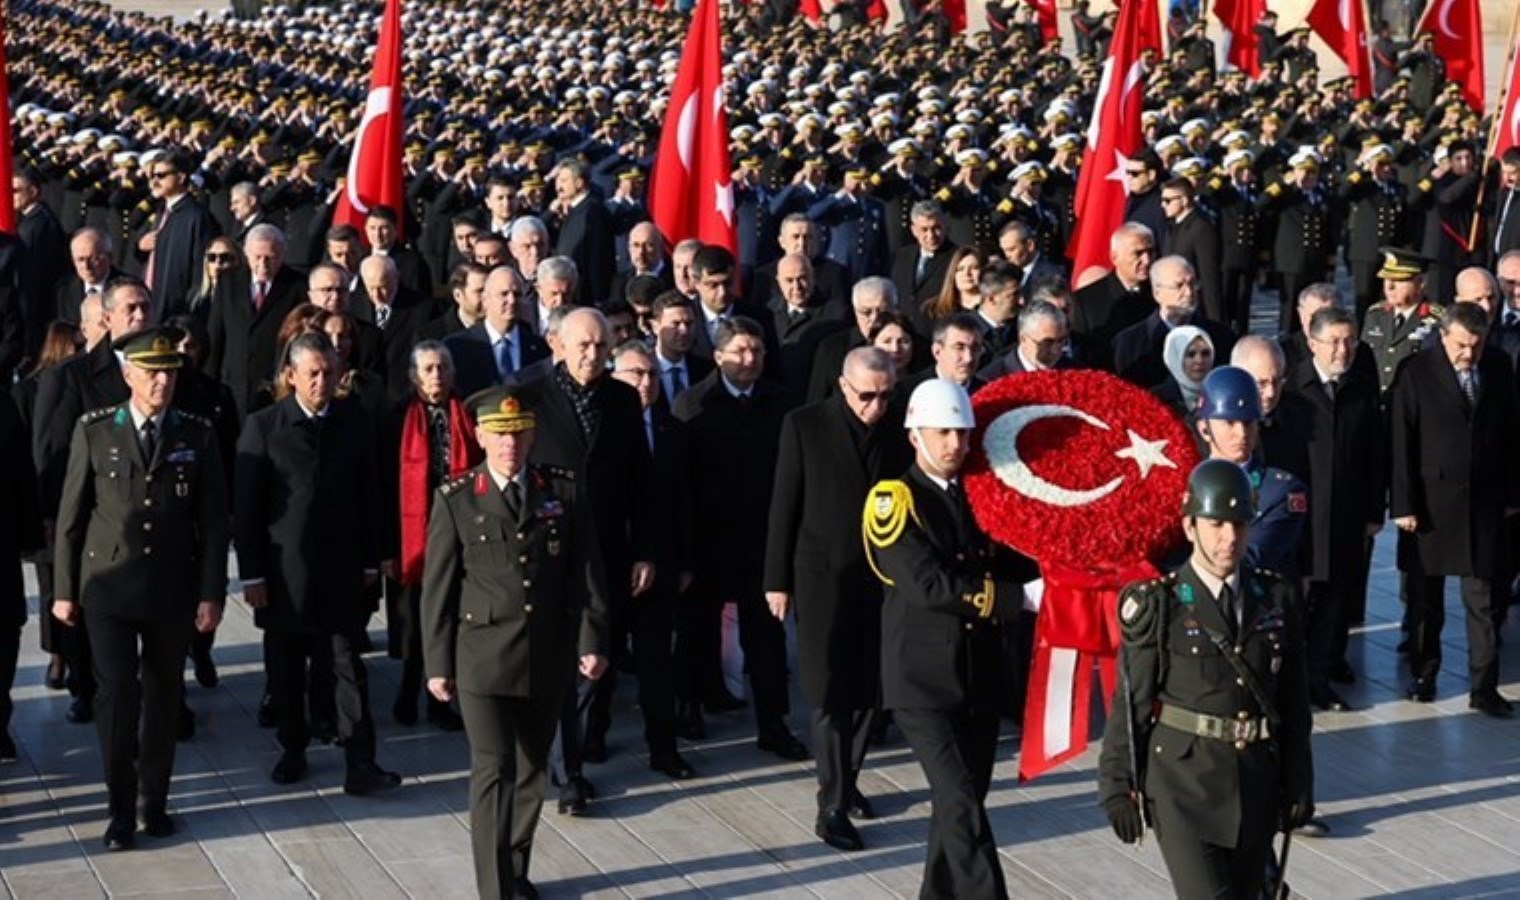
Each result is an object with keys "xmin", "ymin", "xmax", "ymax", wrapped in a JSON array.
[
  {"xmin": 1350, "ymin": 262, "xmax": 1381, "ymax": 323},
  {"xmin": 38, "ymin": 558, "xmax": 97, "ymax": 702},
  {"xmin": 268, "ymin": 625, "xmax": 376, "ymax": 766},
  {"xmin": 263, "ymin": 629, "xmax": 336, "ymax": 725},
  {"xmin": 384, "ymin": 579, "xmax": 446, "ymax": 717},
  {"xmin": 1407, "ymin": 576, "xmax": 1499, "ymax": 694},
  {"xmin": 0, "ymin": 622, "xmax": 19, "ymax": 735},
  {"xmin": 893, "ymin": 706, "xmax": 1007, "ymax": 900},
  {"xmin": 1277, "ymin": 272, "xmax": 1320, "ymax": 333},
  {"xmin": 811, "ymin": 706, "xmax": 875, "ymax": 813},
  {"xmin": 613, "ymin": 585, "xmax": 679, "ymax": 757},
  {"xmin": 1306, "ymin": 581, "xmax": 1353, "ymax": 692},
  {"xmin": 1220, "ymin": 268, "xmax": 1255, "ymax": 336},
  {"xmin": 1152, "ymin": 814, "xmax": 1272, "ymax": 900},
  {"xmin": 676, "ymin": 591, "xmax": 790, "ymax": 735},
  {"xmin": 84, "ymin": 606, "xmax": 192, "ymax": 821},
  {"xmin": 460, "ymin": 688, "xmax": 564, "ymax": 900}
]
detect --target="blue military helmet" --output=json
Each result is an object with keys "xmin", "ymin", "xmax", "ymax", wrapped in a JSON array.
[{"xmin": 1196, "ymin": 365, "xmax": 1262, "ymax": 422}]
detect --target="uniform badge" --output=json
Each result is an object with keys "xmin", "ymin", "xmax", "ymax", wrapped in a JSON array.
[
  {"xmin": 473, "ymin": 472, "xmax": 488, "ymax": 495},
  {"xmin": 1178, "ymin": 583, "xmax": 1195, "ymax": 606},
  {"xmin": 547, "ymin": 538, "xmax": 561, "ymax": 557},
  {"xmin": 1287, "ymin": 491, "xmax": 1308, "ymax": 513},
  {"xmin": 175, "ymin": 483, "xmax": 189, "ymax": 498},
  {"xmin": 1271, "ymin": 656, "xmax": 1282, "ymax": 674},
  {"xmin": 1120, "ymin": 595, "xmax": 1140, "ymax": 623},
  {"xmin": 537, "ymin": 500, "xmax": 564, "ymax": 519}
]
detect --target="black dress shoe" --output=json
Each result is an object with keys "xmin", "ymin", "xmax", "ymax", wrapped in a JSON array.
[
  {"xmin": 344, "ymin": 762, "xmax": 402, "ymax": 796},
  {"xmin": 756, "ymin": 730, "xmax": 810, "ymax": 761},
  {"xmin": 814, "ymin": 808, "xmax": 864, "ymax": 851},
  {"xmin": 0, "ymin": 733, "xmax": 16, "ymax": 765},
  {"xmin": 103, "ymin": 819, "xmax": 136, "ymax": 851},
  {"xmin": 1406, "ymin": 679, "xmax": 1436, "ymax": 702},
  {"xmin": 257, "ymin": 693, "xmax": 278, "ymax": 728},
  {"xmin": 1297, "ymin": 817, "xmax": 1331, "ymax": 838},
  {"xmin": 193, "ymin": 653, "xmax": 219, "ymax": 689},
  {"xmin": 514, "ymin": 875, "xmax": 539, "ymax": 900},
  {"xmin": 66, "ymin": 696, "xmax": 93, "ymax": 724},
  {"xmin": 557, "ymin": 776, "xmax": 592, "ymax": 815},
  {"xmin": 1470, "ymin": 691, "xmax": 1515, "ymax": 717},
  {"xmin": 271, "ymin": 751, "xmax": 308, "ymax": 785},
  {"xmin": 703, "ymin": 690, "xmax": 747, "ymax": 714},
  {"xmin": 649, "ymin": 750, "xmax": 696, "ymax": 780},
  {"xmin": 426, "ymin": 702, "xmax": 464, "ymax": 732},
  {"xmin": 675, "ymin": 703, "xmax": 706, "ymax": 741},
  {"xmin": 846, "ymin": 790, "xmax": 876, "ymax": 821},
  {"xmin": 393, "ymin": 696, "xmax": 418, "ymax": 727},
  {"xmin": 141, "ymin": 809, "xmax": 176, "ymax": 838},
  {"xmin": 178, "ymin": 703, "xmax": 196, "ymax": 742},
  {"xmin": 1311, "ymin": 687, "xmax": 1352, "ymax": 712},
  {"xmin": 1330, "ymin": 661, "xmax": 1356, "ymax": 685},
  {"xmin": 45, "ymin": 654, "xmax": 66, "ymax": 690},
  {"xmin": 582, "ymin": 735, "xmax": 608, "ymax": 764}
]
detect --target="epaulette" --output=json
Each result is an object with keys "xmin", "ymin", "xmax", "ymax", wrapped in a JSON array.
[
  {"xmin": 1270, "ymin": 469, "xmax": 1291, "ymax": 482},
  {"xmin": 870, "ymin": 173, "xmax": 882, "ymax": 186},
  {"xmin": 439, "ymin": 473, "xmax": 471, "ymax": 496},
  {"xmin": 1251, "ymin": 566, "xmax": 1282, "ymax": 584},
  {"xmin": 1118, "ymin": 577, "xmax": 1167, "ymax": 640},
  {"xmin": 174, "ymin": 410, "xmax": 212, "ymax": 428},
  {"xmin": 934, "ymin": 188, "xmax": 952, "ymax": 202},
  {"xmin": 1347, "ymin": 171, "xmax": 1363, "ymax": 184},
  {"xmin": 80, "ymin": 406, "xmax": 116, "ymax": 425},
  {"xmin": 1416, "ymin": 178, "xmax": 1433, "ymax": 192},
  {"xmin": 536, "ymin": 464, "xmax": 574, "ymax": 481},
  {"xmin": 1264, "ymin": 182, "xmax": 1282, "ymax": 197},
  {"xmin": 996, "ymin": 198, "xmax": 1014, "ymax": 214},
  {"xmin": 1207, "ymin": 177, "xmax": 1223, "ymax": 191},
  {"xmin": 862, "ymin": 479, "xmax": 920, "ymax": 585}
]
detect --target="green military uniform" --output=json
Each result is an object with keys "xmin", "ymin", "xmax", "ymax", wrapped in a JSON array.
[
  {"xmin": 1099, "ymin": 563, "xmax": 1313, "ymax": 897},
  {"xmin": 1361, "ymin": 245, "xmax": 1442, "ymax": 395},
  {"xmin": 420, "ymin": 388, "xmax": 609, "ymax": 900},
  {"xmin": 53, "ymin": 328, "xmax": 228, "ymax": 849}
]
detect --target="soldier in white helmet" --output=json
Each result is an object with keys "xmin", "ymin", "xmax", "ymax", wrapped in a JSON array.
[{"xmin": 862, "ymin": 378, "xmax": 1035, "ymax": 900}]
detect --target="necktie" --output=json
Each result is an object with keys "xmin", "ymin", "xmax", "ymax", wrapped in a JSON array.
[
  {"xmin": 1506, "ymin": 312, "xmax": 1520, "ymax": 328},
  {"xmin": 141, "ymin": 418, "xmax": 158, "ymax": 462},
  {"xmin": 503, "ymin": 479, "xmax": 523, "ymax": 520},
  {"xmin": 669, "ymin": 363, "xmax": 686, "ymax": 397},
  {"xmin": 376, "ymin": 304, "xmax": 391, "ymax": 330},
  {"xmin": 494, "ymin": 336, "xmax": 514, "ymax": 381},
  {"xmin": 1324, "ymin": 379, "xmax": 1338, "ymax": 404},
  {"xmin": 1219, "ymin": 583, "xmax": 1239, "ymax": 628},
  {"xmin": 254, "ymin": 281, "xmax": 268, "ymax": 311},
  {"xmin": 916, "ymin": 254, "xmax": 930, "ymax": 284},
  {"xmin": 1393, "ymin": 312, "xmax": 1406, "ymax": 331},
  {"xmin": 143, "ymin": 206, "xmax": 168, "ymax": 288},
  {"xmin": 1498, "ymin": 191, "xmax": 1515, "ymax": 254},
  {"xmin": 1459, "ymin": 368, "xmax": 1478, "ymax": 404}
]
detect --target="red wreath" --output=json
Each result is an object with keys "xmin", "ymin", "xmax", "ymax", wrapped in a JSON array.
[
  {"xmin": 965, "ymin": 369, "xmax": 1197, "ymax": 568},
  {"xmin": 963, "ymin": 369, "xmax": 1200, "ymax": 780}
]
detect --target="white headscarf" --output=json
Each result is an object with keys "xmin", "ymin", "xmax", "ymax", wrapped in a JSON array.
[{"xmin": 1163, "ymin": 325, "xmax": 1214, "ymax": 408}]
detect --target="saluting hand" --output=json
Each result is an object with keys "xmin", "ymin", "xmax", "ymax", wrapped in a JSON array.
[
  {"xmin": 428, "ymin": 677, "xmax": 455, "ymax": 702},
  {"xmin": 195, "ymin": 601, "xmax": 222, "ymax": 634}
]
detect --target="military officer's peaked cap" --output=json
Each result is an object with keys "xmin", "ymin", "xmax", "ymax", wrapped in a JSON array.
[
  {"xmin": 469, "ymin": 387, "xmax": 536, "ymax": 434},
  {"xmin": 114, "ymin": 326, "xmax": 186, "ymax": 371},
  {"xmin": 1377, "ymin": 247, "xmax": 1433, "ymax": 281}
]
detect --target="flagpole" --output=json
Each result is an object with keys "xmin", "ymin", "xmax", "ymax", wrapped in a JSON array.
[
  {"xmin": 1467, "ymin": 0, "xmax": 1520, "ymax": 250},
  {"xmin": 1357, "ymin": 0, "xmax": 1376, "ymax": 97}
]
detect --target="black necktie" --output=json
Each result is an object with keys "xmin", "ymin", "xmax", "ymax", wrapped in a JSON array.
[
  {"xmin": 141, "ymin": 418, "xmax": 157, "ymax": 462},
  {"xmin": 1324, "ymin": 379, "xmax": 1338, "ymax": 404},
  {"xmin": 1219, "ymin": 582, "xmax": 1238, "ymax": 628},
  {"xmin": 1393, "ymin": 312, "xmax": 1406, "ymax": 331},
  {"xmin": 503, "ymin": 480, "xmax": 523, "ymax": 520},
  {"xmin": 1459, "ymin": 368, "xmax": 1478, "ymax": 405}
]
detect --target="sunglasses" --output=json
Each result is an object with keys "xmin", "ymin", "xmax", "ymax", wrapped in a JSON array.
[
  {"xmin": 149, "ymin": 170, "xmax": 177, "ymax": 180},
  {"xmin": 206, "ymin": 252, "xmax": 236, "ymax": 263},
  {"xmin": 1125, "ymin": 169, "xmax": 1147, "ymax": 177},
  {"xmin": 844, "ymin": 380, "xmax": 890, "ymax": 403}
]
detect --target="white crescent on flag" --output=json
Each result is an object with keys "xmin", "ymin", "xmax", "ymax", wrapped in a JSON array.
[
  {"xmin": 1437, "ymin": 0, "xmax": 1458, "ymax": 39},
  {"xmin": 1086, "ymin": 59, "xmax": 1114, "ymax": 150},
  {"xmin": 345, "ymin": 86, "xmax": 392, "ymax": 216},
  {"xmin": 676, "ymin": 94, "xmax": 698, "ymax": 173},
  {"xmin": 1117, "ymin": 60, "xmax": 1145, "ymax": 129}
]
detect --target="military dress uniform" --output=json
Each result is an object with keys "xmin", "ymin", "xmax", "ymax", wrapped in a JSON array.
[
  {"xmin": 53, "ymin": 330, "xmax": 228, "ymax": 847},
  {"xmin": 1099, "ymin": 562, "xmax": 1313, "ymax": 898},
  {"xmin": 864, "ymin": 467, "xmax": 1034, "ymax": 900},
  {"xmin": 1339, "ymin": 167, "xmax": 1411, "ymax": 318},
  {"xmin": 1244, "ymin": 459, "xmax": 1309, "ymax": 581},
  {"xmin": 421, "ymin": 390, "xmax": 610, "ymax": 900},
  {"xmin": 1362, "ymin": 300, "xmax": 1442, "ymax": 395}
]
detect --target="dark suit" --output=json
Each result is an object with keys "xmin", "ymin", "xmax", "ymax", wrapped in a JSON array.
[
  {"xmin": 864, "ymin": 465, "xmax": 1033, "ymax": 899},
  {"xmin": 805, "ymin": 327, "xmax": 867, "ymax": 403},
  {"xmin": 1389, "ymin": 348, "xmax": 1520, "ymax": 696},
  {"xmin": 1072, "ymin": 273, "xmax": 1153, "ymax": 371},
  {"xmin": 1110, "ymin": 313, "xmax": 1235, "ymax": 389},
  {"xmin": 746, "ymin": 257, "xmax": 851, "ymax": 317},
  {"xmin": 136, "ymin": 195, "xmax": 220, "ymax": 323},
  {"xmin": 687, "ymin": 301, "xmax": 785, "ymax": 383},
  {"xmin": 771, "ymin": 302, "xmax": 846, "ymax": 399},
  {"xmin": 0, "ymin": 393, "xmax": 42, "ymax": 742},
  {"xmin": 553, "ymin": 196, "xmax": 616, "ymax": 303},
  {"xmin": 234, "ymin": 396, "xmax": 384, "ymax": 766},
  {"xmin": 206, "ymin": 266, "xmax": 307, "ymax": 419},
  {"xmin": 444, "ymin": 323, "xmax": 550, "ymax": 398},
  {"xmin": 514, "ymin": 368, "xmax": 654, "ymax": 783},
  {"xmin": 608, "ymin": 265, "xmax": 673, "ymax": 306},
  {"xmin": 54, "ymin": 269, "xmax": 125, "ymax": 326},
  {"xmin": 1163, "ymin": 211, "xmax": 1225, "ymax": 325},
  {"xmin": 15, "ymin": 202, "xmax": 70, "ymax": 353},
  {"xmin": 375, "ymin": 247, "xmax": 433, "ymax": 300},
  {"xmin": 349, "ymin": 294, "xmax": 431, "ymax": 398},
  {"xmin": 765, "ymin": 396, "xmax": 911, "ymax": 814},
  {"xmin": 673, "ymin": 373, "xmax": 796, "ymax": 739},
  {"xmin": 421, "ymin": 463, "xmax": 609, "ymax": 899},
  {"xmin": 54, "ymin": 405, "xmax": 227, "ymax": 826},
  {"xmin": 890, "ymin": 244, "xmax": 957, "ymax": 335}
]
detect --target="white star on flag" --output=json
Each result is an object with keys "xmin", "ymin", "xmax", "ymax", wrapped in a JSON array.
[
  {"xmin": 1113, "ymin": 429, "xmax": 1175, "ymax": 479},
  {"xmin": 1106, "ymin": 149, "xmax": 1132, "ymax": 195},
  {"xmin": 714, "ymin": 180, "xmax": 734, "ymax": 227}
]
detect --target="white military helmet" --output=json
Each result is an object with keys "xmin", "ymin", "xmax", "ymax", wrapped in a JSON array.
[{"xmin": 904, "ymin": 379, "xmax": 975, "ymax": 430}]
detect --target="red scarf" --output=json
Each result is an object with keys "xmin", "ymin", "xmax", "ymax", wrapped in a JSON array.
[{"xmin": 398, "ymin": 395, "xmax": 479, "ymax": 585}]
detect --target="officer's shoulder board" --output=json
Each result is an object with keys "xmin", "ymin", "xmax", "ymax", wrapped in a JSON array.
[
  {"xmin": 174, "ymin": 410, "xmax": 212, "ymax": 429},
  {"xmin": 439, "ymin": 473, "xmax": 472, "ymax": 497},
  {"xmin": 1417, "ymin": 178, "xmax": 1433, "ymax": 192},
  {"xmin": 1264, "ymin": 182, "xmax": 1282, "ymax": 197},
  {"xmin": 1117, "ymin": 573, "xmax": 1173, "ymax": 640},
  {"xmin": 80, "ymin": 405, "xmax": 117, "ymax": 426},
  {"xmin": 862, "ymin": 479, "xmax": 921, "ymax": 584},
  {"xmin": 536, "ymin": 464, "xmax": 574, "ymax": 482},
  {"xmin": 1207, "ymin": 177, "xmax": 1223, "ymax": 191}
]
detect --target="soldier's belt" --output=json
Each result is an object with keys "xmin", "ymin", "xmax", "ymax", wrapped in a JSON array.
[{"xmin": 1157, "ymin": 704, "xmax": 1272, "ymax": 744}]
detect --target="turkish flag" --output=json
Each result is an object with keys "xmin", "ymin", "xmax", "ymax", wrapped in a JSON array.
[
  {"xmin": 1028, "ymin": 0, "xmax": 1060, "ymax": 43},
  {"xmin": 0, "ymin": 7, "xmax": 14, "ymax": 235},
  {"xmin": 799, "ymin": 0, "xmax": 822, "ymax": 24},
  {"xmin": 333, "ymin": 0, "xmax": 406, "ymax": 239},
  {"xmin": 1305, "ymin": 0, "xmax": 1374, "ymax": 99},
  {"xmin": 1494, "ymin": 50, "xmax": 1520, "ymax": 158},
  {"xmin": 1213, "ymin": 0, "xmax": 1264, "ymax": 76},
  {"xmin": 649, "ymin": 0, "xmax": 737, "ymax": 254},
  {"xmin": 1414, "ymin": 0, "xmax": 1483, "ymax": 111},
  {"xmin": 1065, "ymin": 0, "xmax": 1160, "ymax": 277}
]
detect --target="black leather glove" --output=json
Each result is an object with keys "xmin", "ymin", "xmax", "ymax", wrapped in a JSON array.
[
  {"xmin": 1104, "ymin": 795, "xmax": 1144, "ymax": 844},
  {"xmin": 1282, "ymin": 797, "xmax": 1315, "ymax": 831}
]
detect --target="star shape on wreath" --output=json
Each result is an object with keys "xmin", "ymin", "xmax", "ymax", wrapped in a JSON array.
[{"xmin": 1113, "ymin": 429, "xmax": 1175, "ymax": 479}]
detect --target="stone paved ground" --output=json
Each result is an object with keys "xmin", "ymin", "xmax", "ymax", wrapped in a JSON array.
[{"xmin": 2, "ymin": 528, "xmax": 1519, "ymax": 898}]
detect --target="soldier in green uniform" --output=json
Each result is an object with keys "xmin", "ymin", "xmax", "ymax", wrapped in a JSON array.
[
  {"xmin": 1362, "ymin": 248, "xmax": 1443, "ymax": 396},
  {"xmin": 421, "ymin": 385, "xmax": 610, "ymax": 900},
  {"xmin": 1100, "ymin": 459, "xmax": 1314, "ymax": 899},
  {"xmin": 52, "ymin": 326, "xmax": 229, "ymax": 852}
]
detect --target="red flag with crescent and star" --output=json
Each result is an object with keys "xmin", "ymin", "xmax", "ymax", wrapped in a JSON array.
[
  {"xmin": 1066, "ymin": 0, "xmax": 1161, "ymax": 277},
  {"xmin": 1413, "ymin": 0, "xmax": 1483, "ymax": 111},
  {"xmin": 1213, "ymin": 0, "xmax": 1264, "ymax": 76},
  {"xmin": 1305, "ymin": 0, "xmax": 1374, "ymax": 99},
  {"xmin": 648, "ymin": 0, "xmax": 737, "ymax": 254},
  {"xmin": 333, "ymin": 0, "xmax": 406, "ymax": 239},
  {"xmin": 964, "ymin": 370, "xmax": 1199, "ymax": 781},
  {"xmin": 1494, "ymin": 39, "xmax": 1520, "ymax": 158}
]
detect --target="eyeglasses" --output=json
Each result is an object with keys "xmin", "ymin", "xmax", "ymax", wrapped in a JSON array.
[
  {"xmin": 843, "ymin": 380, "xmax": 890, "ymax": 403},
  {"xmin": 149, "ymin": 170, "xmax": 177, "ymax": 180},
  {"xmin": 1160, "ymin": 195, "xmax": 1185, "ymax": 204},
  {"xmin": 205, "ymin": 253, "xmax": 236, "ymax": 264},
  {"xmin": 1125, "ymin": 168, "xmax": 1147, "ymax": 177}
]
